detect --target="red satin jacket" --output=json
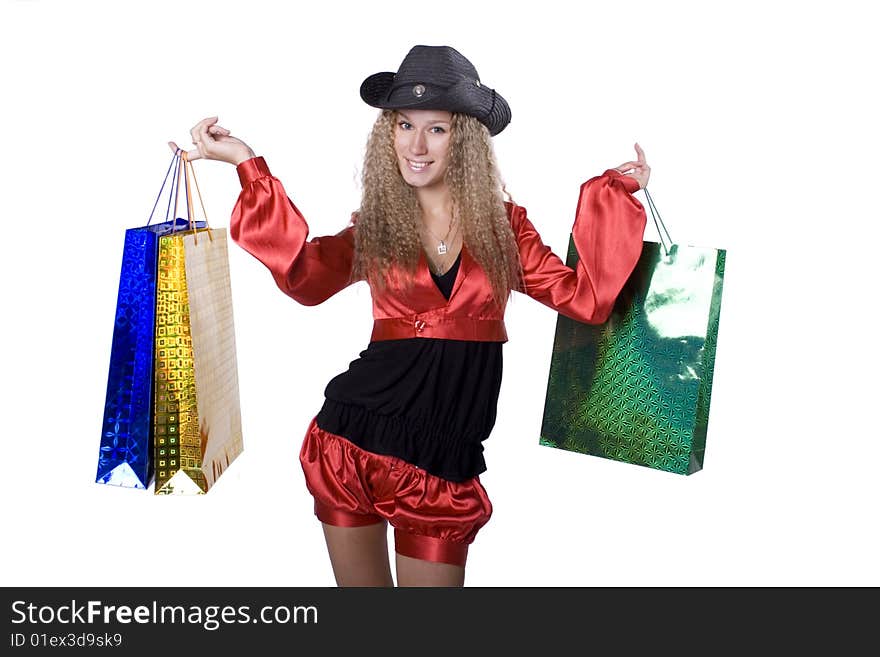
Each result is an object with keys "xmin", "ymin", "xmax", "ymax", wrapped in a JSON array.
[{"xmin": 230, "ymin": 157, "xmax": 646, "ymax": 341}]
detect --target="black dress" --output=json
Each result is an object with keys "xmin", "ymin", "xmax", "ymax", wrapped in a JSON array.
[{"xmin": 314, "ymin": 252, "xmax": 503, "ymax": 482}]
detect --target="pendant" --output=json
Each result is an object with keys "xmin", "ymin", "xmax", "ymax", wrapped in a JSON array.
[{"xmin": 437, "ymin": 241, "xmax": 447, "ymax": 255}]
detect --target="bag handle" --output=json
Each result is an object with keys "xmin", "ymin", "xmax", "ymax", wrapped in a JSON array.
[
  {"xmin": 172, "ymin": 150, "xmax": 214, "ymax": 245},
  {"xmin": 146, "ymin": 150, "xmax": 186, "ymax": 226},
  {"xmin": 642, "ymin": 185, "xmax": 673, "ymax": 255}
]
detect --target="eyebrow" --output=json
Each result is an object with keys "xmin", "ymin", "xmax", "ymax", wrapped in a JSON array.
[{"xmin": 397, "ymin": 112, "xmax": 451, "ymax": 125}]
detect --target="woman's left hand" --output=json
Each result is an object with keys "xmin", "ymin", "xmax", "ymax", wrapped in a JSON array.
[{"xmin": 612, "ymin": 143, "xmax": 650, "ymax": 190}]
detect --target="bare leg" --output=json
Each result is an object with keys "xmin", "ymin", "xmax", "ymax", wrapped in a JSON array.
[
  {"xmin": 321, "ymin": 522, "xmax": 394, "ymax": 587},
  {"xmin": 395, "ymin": 553, "xmax": 465, "ymax": 587}
]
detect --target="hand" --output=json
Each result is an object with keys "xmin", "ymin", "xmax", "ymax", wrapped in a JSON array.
[
  {"xmin": 168, "ymin": 116, "xmax": 256, "ymax": 166},
  {"xmin": 612, "ymin": 143, "xmax": 650, "ymax": 190}
]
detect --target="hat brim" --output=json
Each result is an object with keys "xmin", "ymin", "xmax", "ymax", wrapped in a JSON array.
[
  {"xmin": 359, "ymin": 72, "xmax": 398, "ymax": 108},
  {"xmin": 360, "ymin": 73, "xmax": 511, "ymax": 136}
]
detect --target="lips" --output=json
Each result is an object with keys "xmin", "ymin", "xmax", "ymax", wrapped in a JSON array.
[{"xmin": 406, "ymin": 158, "xmax": 432, "ymax": 172}]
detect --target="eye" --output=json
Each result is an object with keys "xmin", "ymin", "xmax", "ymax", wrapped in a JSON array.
[
  {"xmin": 398, "ymin": 122, "xmax": 412, "ymax": 130},
  {"xmin": 430, "ymin": 126, "xmax": 447, "ymax": 134}
]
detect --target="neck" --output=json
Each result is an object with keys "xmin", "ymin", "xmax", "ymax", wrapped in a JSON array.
[{"xmin": 415, "ymin": 184, "xmax": 453, "ymax": 219}]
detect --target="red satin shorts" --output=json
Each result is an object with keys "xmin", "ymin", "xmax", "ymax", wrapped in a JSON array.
[{"xmin": 298, "ymin": 417, "xmax": 493, "ymax": 567}]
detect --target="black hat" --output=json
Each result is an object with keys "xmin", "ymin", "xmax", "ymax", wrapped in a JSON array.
[{"xmin": 360, "ymin": 45, "xmax": 511, "ymax": 136}]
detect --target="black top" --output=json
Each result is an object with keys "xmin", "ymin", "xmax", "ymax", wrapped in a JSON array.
[
  {"xmin": 429, "ymin": 251, "xmax": 462, "ymax": 299},
  {"xmin": 314, "ymin": 251, "xmax": 503, "ymax": 482}
]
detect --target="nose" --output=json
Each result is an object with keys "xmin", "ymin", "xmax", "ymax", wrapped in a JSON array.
[{"xmin": 410, "ymin": 129, "xmax": 428, "ymax": 156}]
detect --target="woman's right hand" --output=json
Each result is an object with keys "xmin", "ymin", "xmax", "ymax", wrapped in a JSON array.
[{"xmin": 168, "ymin": 116, "xmax": 256, "ymax": 166}]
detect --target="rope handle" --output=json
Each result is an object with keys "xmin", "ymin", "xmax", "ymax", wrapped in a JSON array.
[
  {"xmin": 146, "ymin": 150, "xmax": 183, "ymax": 226},
  {"xmin": 172, "ymin": 150, "xmax": 213, "ymax": 245},
  {"xmin": 642, "ymin": 186, "xmax": 673, "ymax": 255}
]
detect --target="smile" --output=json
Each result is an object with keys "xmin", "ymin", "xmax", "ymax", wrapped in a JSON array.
[{"xmin": 406, "ymin": 158, "xmax": 433, "ymax": 172}]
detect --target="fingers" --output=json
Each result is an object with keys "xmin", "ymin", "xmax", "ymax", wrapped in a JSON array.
[
  {"xmin": 187, "ymin": 116, "xmax": 219, "ymax": 160},
  {"xmin": 167, "ymin": 140, "xmax": 200, "ymax": 161},
  {"xmin": 611, "ymin": 144, "xmax": 651, "ymax": 189},
  {"xmin": 171, "ymin": 117, "xmax": 238, "ymax": 164},
  {"xmin": 615, "ymin": 143, "xmax": 648, "ymax": 178},
  {"xmin": 190, "ymin": 116, "xmax": 217, "ymax": 144},
  {"xmin": 184, "ymin": 116, "xmax": 234, "ymax": 161},
  {"xmin": 631, "ymin": 143, "xmax": 650, "ymax": 189},
  {"xmin": 615, "ymin": 160, "xmax": 640, "ymax": 171},
  {"xmin": 188, "ymin": 116, "xmax": 231, "ymax": 135},
  {"xmin": 634, "ymin": 142, "xmax": 646, "ymax": 163}
]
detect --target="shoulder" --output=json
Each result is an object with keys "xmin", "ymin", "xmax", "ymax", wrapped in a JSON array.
[
  {"xmin": 503, "ymin": 200, "xmax": 530, "ymax": 234},
  {"xmin": 503, "ymin": 200, "xmax": 528, "ymax": 225}
]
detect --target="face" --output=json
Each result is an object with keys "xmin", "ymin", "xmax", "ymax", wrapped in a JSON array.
[{"xmin": 393, "ymin": 109, "xmax": 453, "ymax": 190}]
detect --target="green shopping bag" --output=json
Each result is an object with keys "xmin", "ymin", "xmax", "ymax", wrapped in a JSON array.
[{"xmin": 539, "ymin": 189, "xmax": 726, "ymax": 475}]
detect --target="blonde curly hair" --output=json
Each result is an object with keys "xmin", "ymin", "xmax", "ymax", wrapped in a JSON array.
[{"xmin": 352, "ymin": 110, "xmax": 523, "ymax": 304}]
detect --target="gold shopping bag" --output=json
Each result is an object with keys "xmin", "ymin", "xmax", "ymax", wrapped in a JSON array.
[{"xmin": 153, "ymin": 153, "xmax": 243, "ymax": 494}]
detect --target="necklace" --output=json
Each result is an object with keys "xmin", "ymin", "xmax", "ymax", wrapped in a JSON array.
[
  {"xmin": 422, "ymin": 216, "xmax": 457, "ymax": 255},
  {"xmin": 425, "ymin": 221, "xmax": 460, "ymax": 275}
]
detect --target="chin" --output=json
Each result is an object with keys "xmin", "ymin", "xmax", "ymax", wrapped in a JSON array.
[
  {"xmin": 398, "ymin": 170, "xmax": 431, "ymax": 188},
  {"xmin": 403, "ymin": 176, "xmax": 430, "ymax": 188}
]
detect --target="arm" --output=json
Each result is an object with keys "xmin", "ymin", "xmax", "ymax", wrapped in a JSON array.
[
  {"xmin": 513, "ymin": 169, "xmax": 646, "ymax": 324},
  {"xmin": 230, "ymin": 156, "xmax": 359, "ymax": 306}
]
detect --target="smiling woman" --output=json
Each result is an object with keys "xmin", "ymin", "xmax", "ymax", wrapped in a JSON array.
[
  {"xmin": 394, "ymin": 110, "xmax": 451, "ymax": 184},
  {"xmin": 171, "ymin": 44, "xmax": 650, "ymax": 588}
]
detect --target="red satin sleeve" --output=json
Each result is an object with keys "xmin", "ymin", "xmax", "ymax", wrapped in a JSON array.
[
  {"xmin": 229, "ymin": 156, "xmax": 359, "ymax": 306},
  {"xmin": 513, "ymin": 169, "xmax": 646, "ymax": 324}
]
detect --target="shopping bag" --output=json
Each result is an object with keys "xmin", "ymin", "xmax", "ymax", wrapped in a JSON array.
[
  {"xmin": 539, "ymin": 189, "xmax": 725, "ymax": 475},
  {"xmin": 96, "ymin": 151, "xmax": 242, "ymax": 493},
  {"xmin": 96, "ymin": 154, "xmax": 195, "ymax": 489},
  {"xmin": 152, "ymin": 153, "xmax": 243, "ymax": 494}
]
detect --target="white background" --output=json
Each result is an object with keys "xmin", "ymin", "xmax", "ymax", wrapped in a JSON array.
[{"xmin": 1, "ymin": 0, "xmax": 877, "ymax": 587}]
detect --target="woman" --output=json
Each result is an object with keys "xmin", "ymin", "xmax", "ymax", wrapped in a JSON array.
[{"xmin": 172, "ymin": 45, "xmax": 650, "ymax": 587}]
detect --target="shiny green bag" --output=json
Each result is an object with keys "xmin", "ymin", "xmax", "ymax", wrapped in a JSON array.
[{"xmin": 539, "ymin": 189, "xmax": 725, "ymax": 475}]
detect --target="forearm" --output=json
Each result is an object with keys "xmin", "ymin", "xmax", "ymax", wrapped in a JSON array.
[
  {"xmin": 517, "ymin": 169, "xmax": 647, "ymax": 324},
  {"xmin": 230, "ymin": 157, "xmax": 357, "ymax": 305}
]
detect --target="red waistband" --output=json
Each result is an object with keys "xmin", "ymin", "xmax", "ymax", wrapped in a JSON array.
[{"xmin": 371, "ymin": 317, "xmax": 508, "ymax": 342}]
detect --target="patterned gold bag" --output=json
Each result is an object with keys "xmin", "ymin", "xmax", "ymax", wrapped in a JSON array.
[{"xmin": 152, "ymin": 153, "xmax": 243, "ymax": 494}]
